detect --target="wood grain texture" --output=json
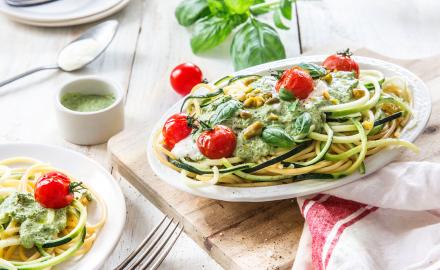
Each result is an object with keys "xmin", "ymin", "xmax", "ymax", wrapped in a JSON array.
[
  {"xmin": 110, "ymin": 130, "xmax": 303, "ymax": 270},
  {"xmin": 108, "ymin": 49, "xmax": 440, "ymax": 269},
  {"xmin": 298, "ymin": 0, "xmax": 440, "ymax": 59}
]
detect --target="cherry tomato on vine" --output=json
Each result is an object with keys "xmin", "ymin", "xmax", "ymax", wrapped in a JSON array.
[
  {"xmin": 35, "ymin": 171, "xmax": 81, "ymax": 209},
  {"xmin": 162, "ymin": 113, "xmax": 192, "ymax": 149},
  {"xmin": 197, "ymin": 125, "xmax": 236, "ymax": 159},
  {"xmin": 275, "ymin": 67, "xmax": 314, "ymax": 100},
  {"xmin": 322, "ymin": 49, "xmax": 359, "ymax": 77},
  {"xmin": 170, "ymin": 63, "xmax": 203, "ymax": 96}
]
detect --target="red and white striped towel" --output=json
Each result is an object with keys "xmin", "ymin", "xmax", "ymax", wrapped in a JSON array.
[{"xmin": 292, "ymin": 161, "xmax": 440, "ymax": 270}]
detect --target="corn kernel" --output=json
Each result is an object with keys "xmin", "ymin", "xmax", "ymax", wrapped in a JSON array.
[
  {"xmin": 254, "ymin": 96, "xmax": 265, "ymax": 107},
  {"xmin": 352, "ymin": 89, "xmax": 365, "ymax": 99},
  {"xmin": 243, "ymin": 97, "xmax": 255, "ymax": 108},
  {"xmin": 268, "ymin": 113, "xmax": 279, "ymax": 121},
  {"xmin": 330, "ymin": 98, "xmax": 339, "ymax": 105},
  {"xmin": 362, "ymin": 121, "xmax": 373, "ymax": 130},
  {"xmin": 243, "ymin": 121, "xmax": 264, "ymax": 140},
  {"xmin": 323, "ymin": 73, "xmax": 333, "ymax": 84}
]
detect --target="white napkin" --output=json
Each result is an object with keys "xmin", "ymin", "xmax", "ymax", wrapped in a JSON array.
[{"xmin": 292, "ymin": 161, "xmax": 440, "ymax": 270}]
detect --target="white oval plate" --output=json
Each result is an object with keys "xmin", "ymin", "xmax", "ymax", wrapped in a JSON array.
[
  {"xmin": 0, "ymin": 143, "xmax": 126, "ymax": 270},
  {"xmin": 147, "ymin": 56, "xmax": 431, "ymax": 202},
  {"xmin": 0, "ymin": 0, "xmax": 123, "ymax": 23}
]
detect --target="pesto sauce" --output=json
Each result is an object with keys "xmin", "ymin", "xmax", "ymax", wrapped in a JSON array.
[
  {"xmin": 196, "ymin": 75, "xmax": 325, "ymax": 162},
  {"xmin": 328, "ymin": 71, "xmax": 359, "ymax": 103},
  {"xmin": 61, "ymin": 92, "xmax": 116, "ymax": 112},
  {"xmin": 0, "ymin": 192, "xmax": 67, "ymax": 248}
]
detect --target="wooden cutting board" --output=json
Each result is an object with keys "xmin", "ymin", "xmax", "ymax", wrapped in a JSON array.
[{"xmin": 108, "ymin": 50, "xmax": 440, "ymax": 270}]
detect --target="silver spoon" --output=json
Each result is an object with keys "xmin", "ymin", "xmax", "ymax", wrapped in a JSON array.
[{"xmin": 0, "ymin": 20, "xmax": 119, "ymax": 88}]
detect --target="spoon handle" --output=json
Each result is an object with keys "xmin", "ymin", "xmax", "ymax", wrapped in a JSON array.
[{"xmin": 0, "ymin": 65, "xmax": 59, "ymax": 88}]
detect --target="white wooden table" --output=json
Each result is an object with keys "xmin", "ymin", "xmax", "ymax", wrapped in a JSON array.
[{"xmin": 1, "ymin": 0, "xmax": 440, "ymax": 269}]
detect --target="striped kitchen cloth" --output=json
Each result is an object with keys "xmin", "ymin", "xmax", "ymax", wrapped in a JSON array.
[{"xmin": 292, "ymin": 161, "xmax": 440, "ymax": 270}]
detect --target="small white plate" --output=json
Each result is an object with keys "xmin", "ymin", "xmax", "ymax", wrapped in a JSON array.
[
  {"xmin": 5, "ymin": 0, "xmax": 131, "ymax": 27},
  {"xmin": 0, "ymin": 143, "xmax": 126, "ymax": 270},
  {"xmin": 0, "ymin": 0, "xmax": 128, "ymax": 26},
  {"xmin": 147, "ymin": 55, "xmax": 431, "ymax": 202}
]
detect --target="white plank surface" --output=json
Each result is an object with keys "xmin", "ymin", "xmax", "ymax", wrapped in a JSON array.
[
  {"xmin": 0, "ymin": 0, "xmax": 439, "ymax": 269},
  {"xmin": 298, "ymin": 0, "xmax": 440, "ymax": 58}
]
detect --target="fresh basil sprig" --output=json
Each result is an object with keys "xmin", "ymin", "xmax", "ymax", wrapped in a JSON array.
[
  {"xmin": 293, "ymin": 112, "xmax": 312, "ymax": 137},
  {"xmin": 262, "ymin": 126, "xmax": 295, "ymax": 148},
  {"xmin": 280, "ymin": 0, "xmax": 292, "ymax": 19},
  {"xmin": 231, "ymin": 18, "xmax": 286, "ymax": 70},
  {"xmin": 296, "ymin": 63, "xmax": 327, "ymax": 79},
  {"xmin": 225, "ymin": 0, "xmax": 254, "ymax": 14},
  {"xmin": 175, "ymin": 0, "xmax": 295, "ymax": 70},
  {"xmin": 175, "ymin": 0, "xmax": 210, "ymax": 26},
  {"xmin": 209, "ymin": 99, "xmax": 242, "ymax": 125},
  {"xmin": 279, "ymin": 88, "xmax": 294, "ymax": 101},
  {"xmin": 191, "ymin": 15, "xmax": 245, "ymax": 53}
]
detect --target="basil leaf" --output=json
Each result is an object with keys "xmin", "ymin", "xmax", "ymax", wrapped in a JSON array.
[
  {"xmin": 279, "ymin": 88, "xmax": 294, "ymax": 101},
  {"xmin": 207, "ymin": 0, "xmax": 228, "ymax": 15},
  {"xmin": 273, "ymin": 9, "xmax": 289, "ymax": 30},
  {"xmin": 288, "ymin": 99, "xmax": 298, "ymax": 112},
  {"xmin": 191, "ymin": 15, "xmax": 243, "ymax": 53},
  {"xmin": 296, "ymin": 63, "xmax": 326, "ymax": 79},
  {"xmin": 175, "ymin": 0, "xmax": 210, "ymax": 27},
  {"xmin": 231, "ymin": 18, "xmax": 286, "ymax": 70},
  {"xmin": 225, "ymin": 0, "xmax": 254, "ymax": 14},
  {"xmin": 293, "ymin": 112, "xmax": 313, "ymax": 136},
  {"xmin": 270, "ymin": 70, "xmax": 284, "ymax": 79},
  {"xmin": 280, "ymin": 0, "xmax": 292, "ymax": 20},
  {"xmin": 209, "ymin": 99, "xmax": 242, "ymax": 125},
  {"xmin": 262, "ymin": 127, "xmax": 294, "ymax": 148},
  {"xmin": 250, "ymin": 0, "xmax": 271, "ymax": 15}
]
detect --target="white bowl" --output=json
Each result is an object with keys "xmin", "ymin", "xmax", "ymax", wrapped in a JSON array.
[
  {"xmin": 147, "ymin": 55, "xmax": 431, "ymax": 202},
  {"xmin": 55, "ymin": 76, "xmax": 124, "ymax": 145}
]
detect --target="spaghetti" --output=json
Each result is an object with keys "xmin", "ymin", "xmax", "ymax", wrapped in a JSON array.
[
  {"xmin": 155, "ymin": 62, "xmax": 418, "ymax": 188},
  {"xmin": 0, "ymin": 157, "xmax": 106, "ymax": 269}
]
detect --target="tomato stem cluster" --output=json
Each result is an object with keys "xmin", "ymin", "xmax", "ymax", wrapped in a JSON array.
[
  {"xmin": 186, "ymin": 115, "xmax": 212, "ymax": 131},
  {"xmin": 337, "ymin": 48, "xmax": 353, "ymax": 57},
  {"xmin": 69, "ymin": 182, "xmax": 86, "ymax": 193}
]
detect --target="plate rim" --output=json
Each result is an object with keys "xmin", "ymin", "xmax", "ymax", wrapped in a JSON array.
[
  {"xmin": 0, "ymin": 0, "xmax": 126, "ymax": 23},
  {"xmin": 0, "ymin": 0, "xmax": 130, "ymax": 27},
  {"xmin": 0, "ymin": 142, "xmax": 126, "ymax": 270},
  {"xmin": 147, "ymin": 55, "xmax": 432, "ymax": 202}
]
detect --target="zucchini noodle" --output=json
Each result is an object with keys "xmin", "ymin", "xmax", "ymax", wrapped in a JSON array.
[
  {"xmin": 154, "ymin": 65, "xmax": 418, "ymax": 187},
  {"xmin": 0, "ymin": 157, "xmax": 106, "ymax": 269}
]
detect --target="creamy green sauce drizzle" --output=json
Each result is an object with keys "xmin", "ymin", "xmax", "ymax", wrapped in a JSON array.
[
  {"xmin": 0, "ymin": 192, "xmax": 67, "ymax": 248},
  {"xmin": 328, "ymin": 71, "xmax": 358, "ymax": 103},
  {"xmin": 61, "ymin": 92, "xmax": 116, "ymax": 112},
  {"xmin": 190, "ymin": 71, "xmax": 358, "ymax": 163}
]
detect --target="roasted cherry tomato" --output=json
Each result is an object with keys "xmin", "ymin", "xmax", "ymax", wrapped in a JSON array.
[
  {"xmin": 35, "ymin": 171, "xmax": 78, "ymax": 209},
  {"xmin": 275, "ymin": 67, "xmax": 314, "ymax": 100},
  {"xmin": 162, "ymin": 113, "xmax": 192, "ymax": 149},
  {"xmin": 322, "ymin": 49, "xmax": 359, "ymax": 77},
  {"xmin": 170, "ymin": 63, "xmax": 203, "ymax": 96},
  {"xmin": 197, "ymin": 125, "xmax": 236, "ymax": 159}
]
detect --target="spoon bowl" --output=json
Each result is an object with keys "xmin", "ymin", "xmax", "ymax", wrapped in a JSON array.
[{"xmin": 57, "ymin": 20, "xmax": 119, "ymax": 71}]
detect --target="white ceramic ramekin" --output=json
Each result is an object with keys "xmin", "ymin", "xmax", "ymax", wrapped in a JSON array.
[{"xmin": 55, "ymin": 76, "xmax": 124, "ymax": 145}]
